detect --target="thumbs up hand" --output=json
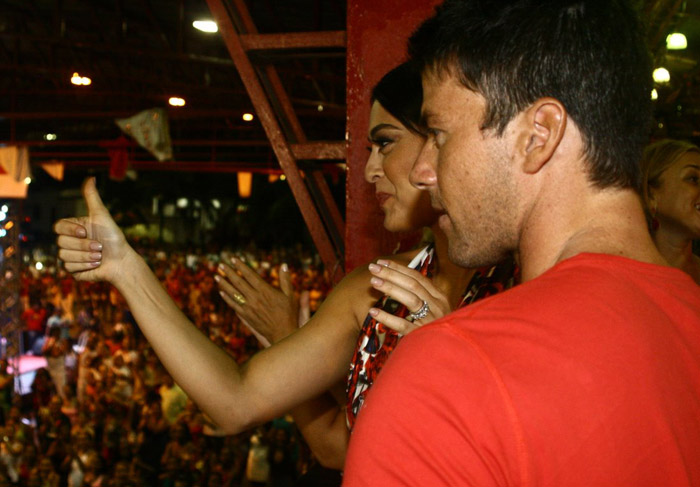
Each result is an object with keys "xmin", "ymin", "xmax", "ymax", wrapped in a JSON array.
[{"xmin": 54, "ymin": 177, "xmax": 133, "ymax": 283}]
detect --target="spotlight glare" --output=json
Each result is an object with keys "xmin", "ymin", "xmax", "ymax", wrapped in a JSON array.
[
  {"xmin": 23, "ymin": 177, "xmax": 32, "ymax": 185},
  {"xmin": 169, "ymin": 97, "xmax": 186, "ymax": 107},
  {"xmin": 653, "ymin": 67, "xmax": 670, "ymax": 84},
  {"xmin": 666, "ymin": 33, "xmax": 687, "ymax": 50},
  {"xmin": 193, "ymin": 20, "xmax": 218, "ymax": 33},
  {"xmin": 35, "ymin": 262, "xmax": 43, "ymax": 271},
  {"xmin": 651, "ymin": 89, "xmax": 658, "ymax": 100},
  {"xmin": 242, "ymin": 113, "xmax": 254, "ymax": 122},
  {"xmin": 44, "ymin": 133, "xmax": 57, "ymax": 141},
  {"xmin": 0, "ymin": 206, "xmax": 7, "ymax": 213},
  {"xmin": 0, "ymin": 212, "xmax": 5, "ymax": 222},
  {"xmin": 0, "ymin": 230, "xmax": 5, "ymax": 238}
]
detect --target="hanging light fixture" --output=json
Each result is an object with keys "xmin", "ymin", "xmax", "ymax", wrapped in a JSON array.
[
  {"xmin": 666, "ymin": 33, "xmax": 687, "ymax": 50},
  {"xmin": 238, "ymin": 172, "xmax": 253, "ymax": 198},
  {"xmin": 653, "ymin": 67, "xmax": 670, "ymax": 84},
  {"xmin": 193, "ymin": 20, "xmax": 218, "ymax": 33}
]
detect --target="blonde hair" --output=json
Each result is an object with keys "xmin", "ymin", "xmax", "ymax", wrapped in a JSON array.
[{"xmin": 640, "ymin": 139, "xmax": 700, "ymax": 210}]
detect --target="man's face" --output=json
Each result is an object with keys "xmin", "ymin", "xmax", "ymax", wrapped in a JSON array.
[{"xmin": 411, "ymin": 70, "xmax": 519, "ymax": 268}]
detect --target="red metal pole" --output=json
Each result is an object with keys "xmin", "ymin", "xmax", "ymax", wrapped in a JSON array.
[{"xmin": 345, "ymin": 0, "xmax": 441, "ymax": 272}]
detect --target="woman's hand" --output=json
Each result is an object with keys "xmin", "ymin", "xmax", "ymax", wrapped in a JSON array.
[
  {"xmin": 216, "ymin": 257, "xmax": 299, "ymax": 345},
  {"xmin": 53, "ymin": 178, "xmax": 134, "ymax": 284},
  {"xmin": 367, "ymin": 259, "xmax": 452, "ymax": 335}
]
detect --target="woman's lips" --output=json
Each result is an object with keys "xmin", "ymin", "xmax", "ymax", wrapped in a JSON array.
[{"xmin": 375, "ymin": 192, "xmax": 391, "ymax": 207}]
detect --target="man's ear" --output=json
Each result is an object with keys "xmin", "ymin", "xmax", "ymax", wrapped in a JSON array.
[{"xmin": 516, "ymin": 98, "xmax": 567, "ymax": 174}]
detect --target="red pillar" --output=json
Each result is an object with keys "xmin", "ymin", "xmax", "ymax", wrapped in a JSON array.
[{"xmin": 345, "ymin": 0, "xmax": 441, "ymax": 272}]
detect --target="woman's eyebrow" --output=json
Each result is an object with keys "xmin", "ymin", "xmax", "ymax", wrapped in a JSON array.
[{"xmin": 369, "ymin": 123, "xmax": 400, "ymax": 140}]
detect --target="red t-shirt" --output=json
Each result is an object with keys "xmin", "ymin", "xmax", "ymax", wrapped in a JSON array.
[
  {"xmin": 344, "ymin": 254, "xmax": 700, "ymax": 487},
  {"xmin": 22, "ymin": 308, "xmax": 47, "ymax": 332}
]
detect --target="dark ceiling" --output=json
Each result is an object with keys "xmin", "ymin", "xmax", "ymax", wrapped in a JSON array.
[
  {"xmin": 0, "ymin": 0, "xmax": 346, "ymax": 180},
  {"xmin": 1, "ymin": 0, "xmax": 699, "ymax": 183}
]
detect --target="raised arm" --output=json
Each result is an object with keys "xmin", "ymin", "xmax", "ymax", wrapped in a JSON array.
[
  {"xmin": 54, "ymin": 178, "xmax": 377, "ymax": 434},
  {"xmin": 217, "ymin": 258, "xmax": 350, "ymax": 468}
]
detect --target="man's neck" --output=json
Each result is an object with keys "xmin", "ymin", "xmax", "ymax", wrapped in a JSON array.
[{"xmin": 517, "ymin": 186, "xmax": 666, "ymax": 282}]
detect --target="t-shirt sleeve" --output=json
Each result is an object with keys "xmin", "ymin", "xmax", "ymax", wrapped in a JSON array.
[{"xmin": 343, "ymin": 321, "xmax": 526, "ymax": 487}]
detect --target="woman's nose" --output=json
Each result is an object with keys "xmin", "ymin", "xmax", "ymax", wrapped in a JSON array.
[{"xmin": 364, "ymin": 150, "xmax": 383, "ymax": 183}]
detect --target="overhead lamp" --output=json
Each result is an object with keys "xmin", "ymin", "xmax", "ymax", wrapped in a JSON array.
[
  {"xmin": 71, "ymin": 72, "xmax": 92, "ymax": 86},
  {"xmin": 176, "ymin": 198, "xmax": 188, "ymax": 209},
  {"xmin": 237, "ymin": 172, "xmax": 252, "ymax": 198},
  {"xmin": 666, "ymin": 33, "xmax": 687, "ymax": 50},
  {"xmin": 44, "ymin": 133, "xmax": 57, "ymax": 141},
  {"xmin": 242, "ymin": 113, "xmax": 254, "ymax": 122},
  {"xmin": 653, "ymin": 67, "xmax": 670, "ymax": 84},
  {"xmin": 35, "ymin": 262, "xmax": 44, "ymax": 271},
  {"xmin": 193, "ymin": 20, "xmax": 218, "ymax": 33},
  {"xmin": 23, "ymin": 177, "xmax": 31, "ymax": 185},
  {"xmin": 317, "ymin": 104, "xmax": 324, "ymax": 112},
  {"xmin": 0, "ymin": 205, "xmax": 7, "ymax": 213},
  {"xmin": 169, "ymin": 97, "xmax": 186, "ymax": 107},
  {"xmin": 651, "ymin": 88, "xmax": 658, "ymax": 100}
]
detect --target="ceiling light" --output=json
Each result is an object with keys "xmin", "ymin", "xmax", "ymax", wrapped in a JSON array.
[
  {"xmin": 176, "ymin": 198, "xmax": 188, "ymax": 209},
  {"xmin": 652, "ymin": 67, "xmax": 670, "ymax": 84},
  {"xmin": 651, "ymin": 88, "xmax": 658, "ymax": 100},
  {"xmin": 242, "ymin": 113, "xmax": 254, "ymax": 122},
  {"xmin": 169, "ymin": 97, "xmax": 186, "ymax": 107},
  {"xmin": 1, "ymin": 205, "xmax": 7, "ymax": 213},
  {"xmin": 193, "ymin": 20, "xmax": 218, "ymax": 33},
  {"xmin": 666, "ymin": 33, "xmax": 687, "ymax": 50},
  {"xmin": 35, "ymin": 262, "xmax": 43, "ymax": 271},
  {"xmin": 23, "ymin": 177, "xmax": 31, "ymax": 185},
  {"xmin": 317, "ymin": 104, "xmax": 324, "ymax": 112},
  {"xmin": 71, "ymin": 72, "xmax": 91, "ymax": 86},
  {"xmin": 44, "ymin": 133, "xmax": 57, "ymax": 141}
]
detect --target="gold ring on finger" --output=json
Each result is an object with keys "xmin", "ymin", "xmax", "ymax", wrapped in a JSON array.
[{"xmin": 233, "ymin": 293, "xmax": 247, "ymax": 305}]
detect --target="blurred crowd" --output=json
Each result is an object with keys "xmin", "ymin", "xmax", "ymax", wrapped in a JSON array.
[{"xmin": 5, "ymin": 241, "xmax": 331, "ymax": 487}]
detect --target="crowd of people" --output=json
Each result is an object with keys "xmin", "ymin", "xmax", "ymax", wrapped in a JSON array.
[
  {"xmin": 8, "ymin": 0, "xmax": 700, "ymax": 485},
  {"xmin": 10, "ymin": 243, "xmax": 332, "ymax": 487}
]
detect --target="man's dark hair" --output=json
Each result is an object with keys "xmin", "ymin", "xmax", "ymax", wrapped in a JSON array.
[
  {"xmin": 371, "ymin": 61, "xmax": 424, "ymax": 135},
  {"xmin": 409, "ymin": 0, "xmax": 652, "ymax": 191}
]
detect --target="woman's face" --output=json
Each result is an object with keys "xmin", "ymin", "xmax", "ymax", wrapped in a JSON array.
[
  {"xmin": 364, "ymin": 101, "xmax": 438, "ymax": 232},
  {"xmin": 651, "ymin": 151, "xmax": 700, "ymax": 239}
]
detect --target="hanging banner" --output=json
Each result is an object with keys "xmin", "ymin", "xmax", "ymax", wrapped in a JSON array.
[{"xmin": 115, "ymin": 108, "xmax": 173, "ymax": 162}]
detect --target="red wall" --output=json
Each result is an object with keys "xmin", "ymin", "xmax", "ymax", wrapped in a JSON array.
[{"xmin": 345, "ymin": 0, "xmax": 441, "ymax": 272}]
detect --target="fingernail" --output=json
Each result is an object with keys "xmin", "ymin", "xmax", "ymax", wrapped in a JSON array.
[
  {"xmin": 89, "ymin": 242, "xmax": 102, "ymax": 251},
  {"xmin": 76, "ymin": 228, "xmax": 87, "ymax": 238},
  {"xmin": 281, "ymin": 263, "xmax": 288, "ymax": 272},
  {"xmin": 368, "ymin": 263, "xmax": 381, "ymax": 273},
  {"xmin": 89, "ymin": 261, "xmax": 100, "ymax": 267},
  {"xmin": 376, "ymin": 259, "xmax": 389, "ymax": 267},
  {"xmin": 370, "ymin": 277, "xmax": 383, "ymax": 287},
  {"xmin": 89, "ymin": 253, "xmax": 102, "ymax": 260},
  {"xmin": 214, "ymin": 275, "xmax": 220, "ymax": 282},
  {"xmin": 230, "ymin": 257, "xmax": 238, "ymax": 265},
  {"xmin": 218, "ymin": 263, "xmax": 225, "ymax": 271},
  {"xmin": 368, "ymin": 308, "xmax": 379, "ymax": 317}
]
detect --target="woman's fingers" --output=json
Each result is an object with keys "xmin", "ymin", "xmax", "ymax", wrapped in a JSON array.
[
  {"xmin": 368, "ymin": 262, "xmax": 429, "ymax": 312},
  {"xmin": 218, "ymin": 259, "xmax": 257, "ymax": 298},
  {"xmin": 368, "ymin": 308, "xmax": 418, "ymax": 335},
  {"xmin": 56, "ymin": 234, "xmax": 102, "ymax": 253},
  {"xmin": 54, "ymin": 219, "xmax": 88, "ymax": 240}
]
